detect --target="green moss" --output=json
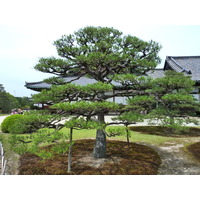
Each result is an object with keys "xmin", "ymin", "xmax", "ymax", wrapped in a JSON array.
[
  {"xmin": 18, "ymin": 140, "xmax": 161, "ymax": 175},
  {"xmin": 129, "ymin": 126, "xmax": 200, "ymax": 137},
  {"xmin": 187, "ymin": 142, "xmax": 200, "ymax": 161}
]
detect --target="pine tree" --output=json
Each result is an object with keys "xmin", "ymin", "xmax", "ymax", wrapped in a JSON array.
[
  {"xmin": 144, "ymin": 71, "xmax": 199, "ymax": 133},
  {"xmin": 32, "ymin": 26, "xmax": 161, "ymax": 158}
]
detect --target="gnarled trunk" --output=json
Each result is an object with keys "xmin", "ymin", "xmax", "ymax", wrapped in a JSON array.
[
  {"xmin": 93, "ymin": 113, "xmax": 106, "ymax": 159},
  {"xmin": 68, "ymin": 128, "xmax": 73, "ymax": 173}
]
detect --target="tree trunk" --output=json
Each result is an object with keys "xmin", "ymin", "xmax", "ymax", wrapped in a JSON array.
[
  {"xmin": 125, "ymin": 124, "xmax": 130, "ymax": 148},
  {"xmin": 68, "ymin": 128, "xmax": 73, "ymax": 173},
  {"xmin": 169, "ymin": 115, "xmax": 175, "ymax": 134},
  {"xmin": 93, "ymin": 113, "xmax": 106, "ymax": 159}
]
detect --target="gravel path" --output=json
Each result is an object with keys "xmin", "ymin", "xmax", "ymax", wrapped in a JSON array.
[
  {"xmin": 145, "ymin": 138, "xmax": 200, "ymax": 175},
  {"xmin": 0, "ymin": 115, "xmax": 9, "ymax": 124}
]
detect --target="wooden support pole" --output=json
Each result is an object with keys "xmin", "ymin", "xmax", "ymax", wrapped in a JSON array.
[{"xmin": 0, "ymin": 142, "xmax": 7, "ymax": 175}]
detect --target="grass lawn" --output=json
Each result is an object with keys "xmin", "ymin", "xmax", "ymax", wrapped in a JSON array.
[
  {"xmin": 2, "ymin": 125, "xmax": 200, "ymax": 149},
  {"xmin": 2, "ymin": 125, "xmax": 196, "ymax": 149},
  {"xmin": 69, "ymin": 126, "xmax": 185, "ymax": 146}
]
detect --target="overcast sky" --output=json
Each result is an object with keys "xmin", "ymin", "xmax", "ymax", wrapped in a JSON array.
[{"xmin": 1, "ymin": 0, "xmax": 200, "ymax": 97}]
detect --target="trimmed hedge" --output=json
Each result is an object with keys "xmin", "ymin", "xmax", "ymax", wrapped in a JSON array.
[
  {"xmin": 8, "ymin": 113, "xmax": 54, "ymax": 134},
  {"xmin": 1, "ymin": 114, "xmax": 24, "ymax": 133},
  {"xmin": 9, "ymin": 115, "xmax": 42, "ymax": 134}
]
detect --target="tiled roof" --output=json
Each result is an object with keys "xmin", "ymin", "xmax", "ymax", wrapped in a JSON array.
[
  {"xmin": 62, "ymin": 76, "xmax": 97, "ymax": 85},
  {"xmin": 25, "ymin": 81, "xmax": 51, "ymax": 91},
  {"xmin": 146, "ymin": 68, "xmax": 165, "ymax": 79},
  {"xmin": 25, "ymin": 77, "xmax": 96, "ymax": 91},
  {"xmin": 165, "ymin": 56, "xmax": 200, "ymax": 81},
  {"xmin": 25, "ymin": 76, "xmax": 121, "ymax": 91}
]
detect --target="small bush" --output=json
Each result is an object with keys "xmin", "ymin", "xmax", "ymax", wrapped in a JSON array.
[
  {"xmin": 1, "ymin": 114, "xmax": 24, "ymax": 133},
  {"xmin": 9, "ymin": 118, "xmax": 30, "ymax": 134},
  {"xmin": 9, "ymin": 112, "xmax": 54, "ymax": 134}
]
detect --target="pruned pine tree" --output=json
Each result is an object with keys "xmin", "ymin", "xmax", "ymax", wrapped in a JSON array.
[
  {"xmin": 33, "ymin": 26, "xmax": 161, "ymax": 158},
  {"xmin": 146, "ymin": 71, "xmax": 199, "ymax": 133},
  {"xmin": 109, "ymin": 71, "xmax": 200, "ymax": 137},
  {"xmin": 33, "ymin": 82, "xmax": 121, "ymax": 159},
  {"xmin": 107, "ymin": 75, "xmax": 155, "ymax": 147}
]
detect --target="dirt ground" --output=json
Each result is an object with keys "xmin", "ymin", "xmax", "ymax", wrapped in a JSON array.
[{"xmin": 18, "ymin": 139, "xmax": 161, "ymax": 175}]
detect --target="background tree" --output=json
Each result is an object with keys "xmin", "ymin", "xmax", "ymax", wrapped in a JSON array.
[
  {"xmin": 0, "ymin": 91, "xmax": 19, "ymax": 114},
  {"xmin": 0, "ymin": 84, "xmax": 5, "ymax": 92},
  {"xmin": 15, "ymin": 97, "xmax": 33, "ymax": 110},
  {"xmin": 146, "ymin": 70, "xmax": 200, "ymax": 133},
  {"xmin": 0, "ymin": 90, "xmax": 33, "ymax": 114},
  {"xmin": 108, "ymin": 71, "xmax": 200, "ymax": 137},
  {"xmin": 32, "ymin": 26, "xmax": 161, "ymax": 158},
  {"xmin": 0, "ymin": 84, "xmax": 32, "ymax": 114}
]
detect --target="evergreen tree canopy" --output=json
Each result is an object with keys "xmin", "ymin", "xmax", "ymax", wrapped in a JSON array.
[
  {"xmin": 0, "ymin": 92, "xmax": 19, "ymax": 113},
  {"xmin": 35, "ymin": 26, "xmax": 161, "ymax": 84},
  {"xmin": 0, "ymin": 84, "xmax": 5, "ymax": 92},
  {"xmin": 31, "ymin": 26, "xmax": 162, "ymax": 159},
  {"xmin": 144, "ymin": 71, "xmax": 200, "ymax": 131}
]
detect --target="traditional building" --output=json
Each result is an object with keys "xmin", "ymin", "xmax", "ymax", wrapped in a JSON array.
[
  {"xmin": 147, "ymin": 56, "xmax": 200, "ymax": 101},
  {"xmin": 25, "ymin": 56, "xmax": 200, "ymax": 103},
  {"xmin": 25, "ymin": 76, "xmax": 127, "ymax": 104}
]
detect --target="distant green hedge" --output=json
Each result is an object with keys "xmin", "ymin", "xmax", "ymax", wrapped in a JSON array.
[
  {"xmin": 9, "ymin": 114, "xmax": 45, "ymax": 134},
  {"xmin": 1, "ymin": 113, "xmax": 52, "ymax": 134},
  {"xmin": 1, "ymin": 115, "xmax": 24, "ymax": 133}
]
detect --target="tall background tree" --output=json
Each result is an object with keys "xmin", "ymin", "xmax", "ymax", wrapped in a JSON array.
[
  {"xmin": 0, "ymin": 84, "xmax": 5, "ymax": 92},
  {"xmin": 15, "ymin": 97, "xmax": 33, "ymax": 110},
  {"xmin": 0, "ymin": 84, "xmax": 33, "ymax": 114},
  {"xmin": 33, "ymin": 26, "xmax": 162, "ymax": 158},
  {"xmin": 146, "ymin": 70, "xmax": 200, "ymax": 132},
  {"xmin": 0, "ymin": 85, "xmax": 19, "ymax": 114}
]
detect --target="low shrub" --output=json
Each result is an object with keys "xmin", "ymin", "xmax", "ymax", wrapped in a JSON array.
[
  {"xmin": 1, "ymin": 114, "xmax": 24, "ymax": 133},
  {"xmin": 9, "ymin": 112, "xmax": 55, "ymax": 134}
]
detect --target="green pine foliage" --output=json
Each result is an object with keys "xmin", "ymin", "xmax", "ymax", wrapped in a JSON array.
[
  {"xmin": 51, "ymin": 101, "xmax": 121, "ymax": 114},
  {"xmin": 32, "ymin": 82, "xmax": 113, "ymax": 104},
  {"xmin": 146, "ymin": 71, "xmax": 200, "ymax": 132},
  {"xmin": 11, "ymin": 26, "xmax": 162, "ymax": 160},
  {"xmin": 65, "ymin": 117, "xmax": 105, "ymax": 130},
  {"xmin": 34, "ymin": 26, "xmax": 161, "ymax": 80},
  {"xmin": 8, "ymin": 128, "xmax": 69, "ymax": 158},
  {"xmin": 0, "ymin": 92, "xmax": 19, "ymax": 114},
  {"xmin": 113, "ymin": 74, "xmax": 152, "ymax": 90}
]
